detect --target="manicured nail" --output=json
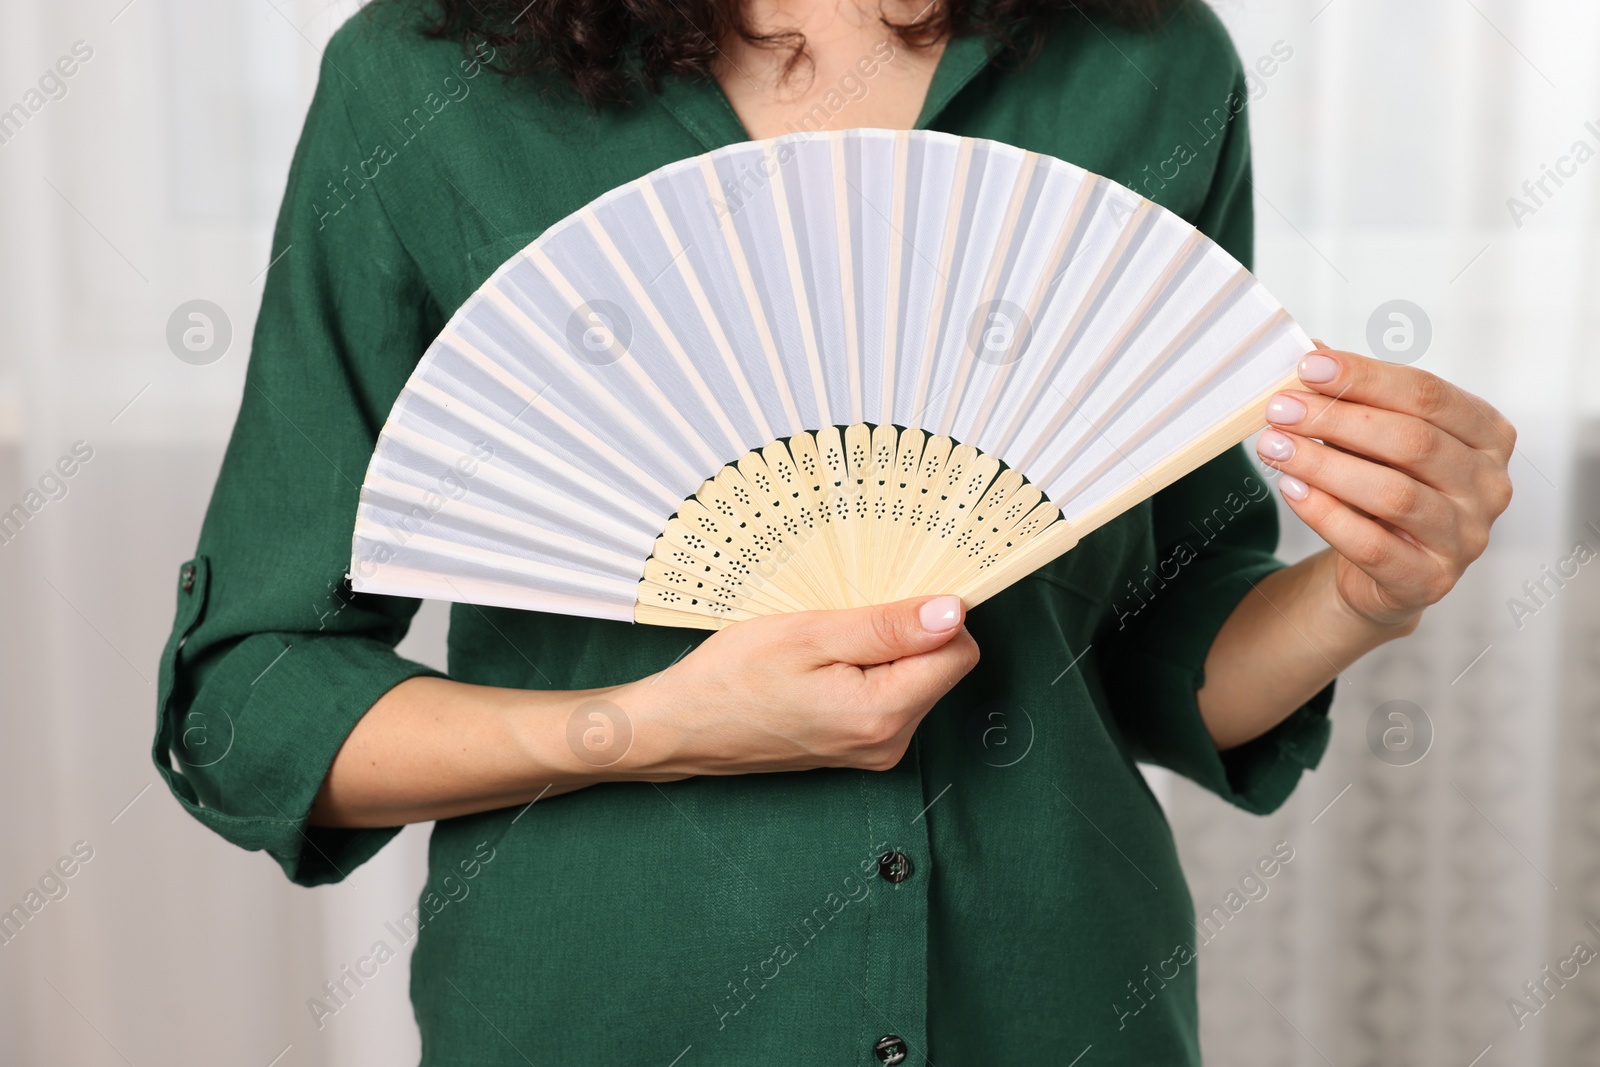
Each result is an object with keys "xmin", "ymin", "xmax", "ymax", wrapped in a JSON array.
[
  {"xmin": 1267, "ymin": 394, "xmax": 1306, "ymax": 425},
  {"xmin": 919, "ymin": 595, "xmax": 962, "ymax": 633},
  {"xmin": 1257, "ymin": 429, "xmax": 1295, "ymax": 461},
  {"xmin": 1299, "ymin": 353, "xmax": 1339, "ymax": 383},
  {"xmin": 1279, "ymin": 475, "xmax": 1310, "ymax": 501}
]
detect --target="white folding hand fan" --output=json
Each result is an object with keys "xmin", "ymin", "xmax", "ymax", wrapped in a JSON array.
[{"xmin": 349, "ymin": 129, "xmax": 1310, "ymax": 630}]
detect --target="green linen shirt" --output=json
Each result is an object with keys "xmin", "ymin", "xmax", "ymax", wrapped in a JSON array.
[{"xmin": 153, "ymin": 4, "xmax": 1334, "ymax": 1064}]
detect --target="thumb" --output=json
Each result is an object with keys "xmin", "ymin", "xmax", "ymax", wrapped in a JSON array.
[{"xmin": 794, "ymin": 595, "xmax": 966, "ymax": 666}]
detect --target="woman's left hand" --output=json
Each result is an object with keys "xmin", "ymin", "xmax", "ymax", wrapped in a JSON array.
[{"xmin": 1254, "ymin": 345, "xmax": 1516, "ymax": 629}]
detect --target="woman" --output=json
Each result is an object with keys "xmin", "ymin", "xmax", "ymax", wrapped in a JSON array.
[{"xmin": 153, "ymin": 0, "xmax": 1514, "ymax": 1062}]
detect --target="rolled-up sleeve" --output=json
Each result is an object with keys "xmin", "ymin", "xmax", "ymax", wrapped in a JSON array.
[
  {"xmin": 1096, "ymin": 447, "xmax": 1335, "ymax": 814},
  {"xmin": 1096, "ymin": 71, "xmax": 1334, "ymax": 815},
  {"xmin": 151, "ymin": 42, "xmax": 444, "ymax": 886}
]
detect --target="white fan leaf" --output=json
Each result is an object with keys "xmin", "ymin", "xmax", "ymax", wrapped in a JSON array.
[{"xmin": 351, "ymin": 129, "xmax": 1310, "ymax": 630}]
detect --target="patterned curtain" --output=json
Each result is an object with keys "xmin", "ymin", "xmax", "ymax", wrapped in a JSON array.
[{"xmin": 1165, "ymin": 3, "xmax": 1600, "ymax": 1066}]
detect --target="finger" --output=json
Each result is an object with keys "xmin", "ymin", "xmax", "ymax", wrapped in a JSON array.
[
  {"xmin": 861, "ymin": 628, "xmax": 980, "ymax": 710},
  {"xmin": 791, "ymin": 595, "xmax": 966, "ymax": 667},
  {"xmin": 1263, "ymin": 391, "xmax": 1484, "ymax": 497},
  {"xmin": 1294, "ymin": 346, "xmax": 1515, "ymax": 456},
  {"xmin": 1257, "ymin": 428, "xmax": 1457, "ymax": 550},
  {"xmin": 1273, "ymin": 474, "xmax": 1438, "ymax": 594}
]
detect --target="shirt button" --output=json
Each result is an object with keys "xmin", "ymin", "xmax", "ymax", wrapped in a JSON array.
[
  {"xmin": 180, "ymin": 564, "xmax": 196, "ymax": 593},
  {"xmin": 877, "ymin": 850, "xmax": 913, "ymax": 883},
  {"xmin": 873, "ymin": 1035, "xmax": 908, "ymax": 1064}
]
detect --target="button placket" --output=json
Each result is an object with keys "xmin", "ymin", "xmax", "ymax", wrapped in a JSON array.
[{"xmin": 856, "ymin": 741, "xmax": 933, "ymax": 1064}]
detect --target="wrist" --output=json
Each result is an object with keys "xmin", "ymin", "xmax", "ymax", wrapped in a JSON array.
[
  {"xmin": 501, "ymin": 681, "xmax": 653, "ymax": 790},
  {"xmin": 1314, "ymin": 550, "xmax": 1422, "ymax": 643},
  {"xmin": 557, "ymin": 675, "xmax": 695, "ymax": 783}
]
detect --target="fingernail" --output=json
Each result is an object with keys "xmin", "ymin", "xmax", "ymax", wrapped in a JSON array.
[
  {"xmin": 1267, "ymin": 394, "xmax": 1306, "ymax": 425},
  {"xmin": 1257, "ymin": 429, "xmax": 1296, "ymax": 461},
  {"xmin": 1280, "ymin": 475, "xmax": 1310, "ymax": 501},
  {"xmin": 1299, "ymin": 353, "xmax": 1339, "ymax": 383},
  {"xmin": 919, "ymin": 595, "xmax": 962, "ymax": 633}
]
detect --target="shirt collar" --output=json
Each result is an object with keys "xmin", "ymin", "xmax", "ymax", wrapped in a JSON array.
[{"xmin": 651, "ymin": 32, "xmax": 993, "ymax": 151}]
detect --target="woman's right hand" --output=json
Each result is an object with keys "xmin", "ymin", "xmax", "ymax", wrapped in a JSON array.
[
  {"xmin": 611, "ymin": 595, "xmax": 980, "ymax": 778},
  {"xmin": 311, "ymin": 596, "xmax": 979, "ymax": 828}
]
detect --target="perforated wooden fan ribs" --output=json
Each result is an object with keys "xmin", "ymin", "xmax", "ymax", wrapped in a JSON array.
[
  {"xmin": 633, "ymin": 363, "xmax": 1299, "ymax": 630},
  {"xmin": 631, "ymin": 423, "xmax": 1059, "ymax": 628}
]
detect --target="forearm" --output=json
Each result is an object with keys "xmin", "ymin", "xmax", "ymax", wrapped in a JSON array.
[
  {"xmin": 309, "ymin": 676, "xmax": 656, "ymax": 828},
  {"xmin": 308, "ymin": 597, "xmax": 980, "ymax": 828},
  {"xmin": 1196, "ymin": 548, "xmax": 1417, "ymax": 750}
]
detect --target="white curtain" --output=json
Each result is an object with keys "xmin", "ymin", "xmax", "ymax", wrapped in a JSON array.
[
  {"xmin": 0, "ymin": 2, "xmax": 1594, "ymax": 1065},
  {"xmin": 1163, "ymin": 3, "xmax": 1600, "ymax": 1065}
]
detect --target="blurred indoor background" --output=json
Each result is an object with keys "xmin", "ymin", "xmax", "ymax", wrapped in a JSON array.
[{"xmin": 1, "ymin": 0, "xmax": 1596, "ymax": 1064}]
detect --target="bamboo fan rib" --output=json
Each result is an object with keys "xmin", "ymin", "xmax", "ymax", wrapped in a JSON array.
[{"xmin": 351, "ymin": 129, "xmax": 1311, "ymax": 630}]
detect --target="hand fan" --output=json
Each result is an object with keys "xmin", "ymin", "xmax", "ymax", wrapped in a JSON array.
[{"xmin": 349, "ymin": 129, "xmax": 1310, "ymax": 630}]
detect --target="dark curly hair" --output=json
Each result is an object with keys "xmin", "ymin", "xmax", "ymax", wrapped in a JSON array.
[{"xmin": 406, "ymin": 0, "xmax": 1177, "ymax": 107}]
